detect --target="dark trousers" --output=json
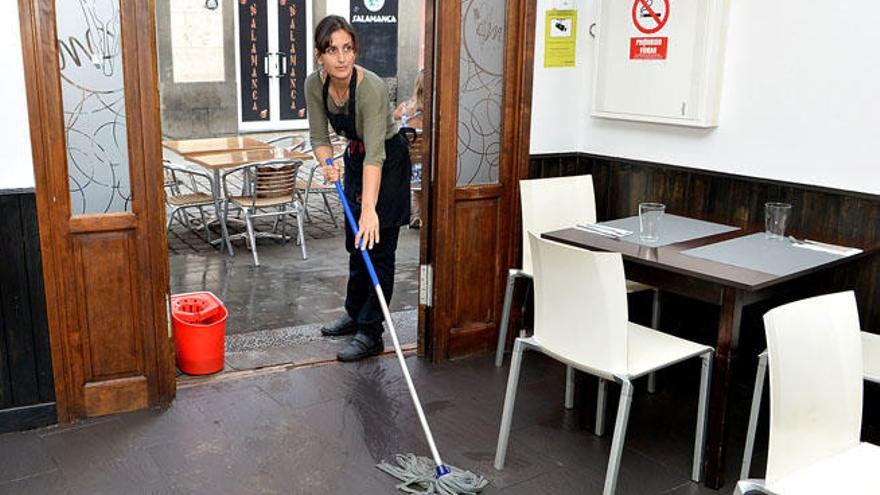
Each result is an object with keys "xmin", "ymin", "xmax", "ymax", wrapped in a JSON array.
[{"xmin": 344, "ymin": 224, "xmax": 401, "ymax": 340}]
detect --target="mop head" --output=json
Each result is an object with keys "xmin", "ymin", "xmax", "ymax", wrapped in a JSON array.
[{"xmin": 377, "ymin": 453, "xmax": 489, "ymax": 494}]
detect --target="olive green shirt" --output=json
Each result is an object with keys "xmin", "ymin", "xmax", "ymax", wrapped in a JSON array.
[{"xmin": 305, "ymin": 67, "xmax": 398, "ymax": 167}]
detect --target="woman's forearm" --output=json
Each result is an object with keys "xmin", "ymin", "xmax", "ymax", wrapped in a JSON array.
[{"xmin": 361, "ymin": 165, "xmax": 381, "ymax": 212}]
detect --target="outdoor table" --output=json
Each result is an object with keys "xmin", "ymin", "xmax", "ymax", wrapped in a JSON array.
[
  {"xmin": 543, "ymin": 214, "xmax": 877, "ymax": 489},
  {"xmin": 184, "ymin": 147, "xmax": 312, "ymax": 255},
  {"xmin": 162, "ymin": 136, "xmax": 272, "ymax": 156}
]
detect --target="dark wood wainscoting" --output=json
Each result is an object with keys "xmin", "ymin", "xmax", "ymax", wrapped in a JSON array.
[
  {"xmin": 0, "ymin": 189, "xmax": 55, "ymax": 433},
  {"xmin": 529, "ymin": 152, "xmax": 880, "ymax": 343}
]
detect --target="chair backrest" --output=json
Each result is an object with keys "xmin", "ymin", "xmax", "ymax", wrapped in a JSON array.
[
  {"xmin": 763, "ymin": 291, "xmax": 864, "ymax": 485},
  {"xmin": 529, "ymin": 233, "xmax": 628, "ymax": 376},
  {"xmin": 247, "ymin": 162, "xmax": 298, "ymax": 201},
  {"xmin": 520, "ymin": 175, "xmax": 596, "ymax": 275}
]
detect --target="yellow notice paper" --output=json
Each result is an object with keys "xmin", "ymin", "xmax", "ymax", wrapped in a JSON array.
[{"xmin": 544, "ymin": 10, "xmax": 577, "ymax": 68}]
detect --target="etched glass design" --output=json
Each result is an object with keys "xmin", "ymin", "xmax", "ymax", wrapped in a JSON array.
[
  {"xmin": 56, "ymin": 0, "xmax": 131, "ymax": 214},
  {"xmin": 456, "ymin": 0, "xmax": 505, "ymax": 186}
]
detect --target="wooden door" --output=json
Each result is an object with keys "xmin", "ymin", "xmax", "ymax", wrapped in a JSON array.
[
  {"xmin": 19, "ymin": 0, "xmax": 174, "ymax": 421},
  {"xmin": 428, "ymin": 0, "xmax": 535, "ymax": 360}
]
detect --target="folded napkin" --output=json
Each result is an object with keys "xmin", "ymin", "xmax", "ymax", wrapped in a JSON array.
[
  {"xmin": 575, "ymin": 223, "xmax": 634, "ymax": 238},
  {"xmin": 790, "ymin": 238, "xmax": 862, "ymax": 257}
]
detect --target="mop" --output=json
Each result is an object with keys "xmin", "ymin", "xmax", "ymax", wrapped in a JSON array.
[{"xmin": 326, "ymin": 158, "xmax": 489, "ymax": 495}]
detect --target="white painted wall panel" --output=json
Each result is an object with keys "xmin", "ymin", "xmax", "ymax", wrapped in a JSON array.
[{"xmin": 0, "ymin": 1, "xmax": 35, "ymax": 189}]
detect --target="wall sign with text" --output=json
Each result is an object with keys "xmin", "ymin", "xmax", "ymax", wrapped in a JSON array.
[
  {"xmin": 350, "ymin": 0, "xmax": 398, "ymax": 78},
  {"xmin": 238, "ymin": 0, "xmax": 270, "ymax": 122},
  {"xmin": 235, "ymin": 0, "xmax": 314, "ymax": 131},
  {"xmin": 279, "ymin": 0, "xmax": 308, "ymax": 120}
]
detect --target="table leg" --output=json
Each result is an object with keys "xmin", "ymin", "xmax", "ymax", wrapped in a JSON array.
[
  {"xmin": 213, "ymin": 169, "xmax": 233, "ymax": 256},
  {"xmin": 704, "ymin": 287, "xmax": 743, "ymax": 489}
]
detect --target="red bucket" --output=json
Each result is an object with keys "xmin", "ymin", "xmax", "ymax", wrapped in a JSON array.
[{"xmin": 170, "ymin": 292, "xmax": 226, "ymax": 375}]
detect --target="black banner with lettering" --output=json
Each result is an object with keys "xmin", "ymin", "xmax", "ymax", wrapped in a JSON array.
[
  {"xmin": 278, "ymin": 0, "xmax": 308, "ymax": 121},
  {"xmin": 239, "ymin": 0, "xmax": 270, "ymax": 121},
  {"xmin": 350, "ymin": 0, "xmax": 398, "ymax": 78}
]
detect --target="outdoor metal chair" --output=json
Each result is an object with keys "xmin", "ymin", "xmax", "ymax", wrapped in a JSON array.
[
  {"xmin": 221, "ymin": 159, "xmax": 307, "ymax": 265},
  {"xmin": 163, "ymin": 161, "xmax": 215, "ymax": 241}
]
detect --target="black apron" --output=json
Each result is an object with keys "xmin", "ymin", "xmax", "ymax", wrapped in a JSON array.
[{"xmin": 322, "ymin": 69, "xmax": 411, "ymax": 228}]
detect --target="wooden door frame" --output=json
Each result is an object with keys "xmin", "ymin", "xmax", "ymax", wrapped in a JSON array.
[
  {"xmin": 428, "ymin": 0, "xmax": 537, "ymax": 361},
  {"xmin": 18, "ymin": 0, "xmax": 174, "ymax": 423},
  {"xmin": 417, "ymin": 0, "xmax": 436, "ymax": 358}
]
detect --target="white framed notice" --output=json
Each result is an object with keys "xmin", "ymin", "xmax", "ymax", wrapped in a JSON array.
[{"xmin": 592, "ymin": 0, "xmax": 730, "ymax": 127}]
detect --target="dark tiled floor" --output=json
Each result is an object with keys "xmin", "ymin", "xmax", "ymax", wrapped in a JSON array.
[{"xmin": 0, "ymin": 352, "xmax": 798, "ymax": 495}]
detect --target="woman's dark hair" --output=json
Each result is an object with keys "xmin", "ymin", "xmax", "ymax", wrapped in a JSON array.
[{"xmin": 314, "ymin": 15, "xmax": 358, "ymax": 55}]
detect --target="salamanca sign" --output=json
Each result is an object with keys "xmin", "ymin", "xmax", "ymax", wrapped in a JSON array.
[{"xmin": 351, "ymin": 14, "xmax": 397, "ymax": 23}]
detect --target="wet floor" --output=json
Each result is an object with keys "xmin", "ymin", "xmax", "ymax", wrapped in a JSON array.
[
  {"xmin": 167, "ymin": 187, "xmax": 421, "ymax": 372},
  {"xmin": 8, "ymin": 351, "xmax": 866, "ymax": 494},
  {"xmin": 169, "ymin": 219, "xmax": 420, "ymax": 335}
]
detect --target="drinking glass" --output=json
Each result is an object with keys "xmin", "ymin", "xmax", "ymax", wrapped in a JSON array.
[
  {"xmin": 764, "ymin": 202, "xmax": 792, "ymax": 240},
  {"xmin": 638, "ymin": 202, "xmax": 665, "ymax": 243}
]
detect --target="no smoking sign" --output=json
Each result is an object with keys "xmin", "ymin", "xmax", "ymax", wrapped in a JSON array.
[
  {"xmin": 632, "ymin": 0, "xmax": 669, "ymax": 34},
  {"xmin": 630, "ymin": 0, "xmax": 669, "ymax": 60}
]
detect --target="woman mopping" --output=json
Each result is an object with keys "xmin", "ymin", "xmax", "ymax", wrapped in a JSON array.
[{"xmin": 305, "ymin": 16, "xmax": 411, "ymax": 362}]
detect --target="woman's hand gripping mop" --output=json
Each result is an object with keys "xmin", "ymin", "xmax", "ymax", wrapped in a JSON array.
[{"xmin": 326, "ymin": 158, "xmax": 488, "ymax": 494}]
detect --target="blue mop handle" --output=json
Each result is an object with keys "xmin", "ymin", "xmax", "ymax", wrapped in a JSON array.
[
  {"xmin": 326, "ymin": 159, "xmax": 380, "ymax": 287},
  {"xmin": 324, "ymin": 158, "xmax": 449, "ymax": 478}
]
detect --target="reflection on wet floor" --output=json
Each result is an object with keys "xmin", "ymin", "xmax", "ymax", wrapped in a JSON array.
[{"xmin": 168, "ymin": 193, "xmax": 420, "ymax": 371}]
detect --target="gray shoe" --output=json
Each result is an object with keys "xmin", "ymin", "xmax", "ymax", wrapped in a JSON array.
[
  {"xmin": 337, "ymin": 333, "xmax": 383, "ymax": 362},
  {"xmin": 321, "ymin": 314, "xmax": 357, "ymax": 337}
]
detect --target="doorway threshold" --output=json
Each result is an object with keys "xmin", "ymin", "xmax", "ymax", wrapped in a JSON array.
[{"xmin": 176, "ymin": 308, "xmax": 418, "ymax": 385}]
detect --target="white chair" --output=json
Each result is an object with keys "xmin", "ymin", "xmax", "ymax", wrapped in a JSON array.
[
  {"xmin": 494, "ymin": 175, "xmax": 661, "ymax": 407},
  {"xmin": 221, "ymin": 159, "xmax": 307, "ymax": 265},
  {"xmin": 494, "ymin": 234, "xmax": 714, "ymax": 495},
  {"xmin": 735, "ymin": 291, "xmax": 880, "ymax": 495},
  {"xmin": 740, "ymin": 330, "xmax": 880, "ymax": 482}
]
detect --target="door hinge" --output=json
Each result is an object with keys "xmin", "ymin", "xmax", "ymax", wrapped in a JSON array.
[{"xmin": 419, "ymin": 264, "xmax": 433, "ymax": 307}]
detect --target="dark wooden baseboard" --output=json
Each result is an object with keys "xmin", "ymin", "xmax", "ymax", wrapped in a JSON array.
[
  {"xmin": 0, "ymin": 402, "xmax": 57, "ymax": 434},
  {"xmin": 529, "ymin": 152, "xmax": 880, "ymax": 335}
]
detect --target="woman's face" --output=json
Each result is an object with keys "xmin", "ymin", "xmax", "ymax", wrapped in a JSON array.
[{"xmin": 318, "ymin": 29, "xmax": 356, "ymax": 81}]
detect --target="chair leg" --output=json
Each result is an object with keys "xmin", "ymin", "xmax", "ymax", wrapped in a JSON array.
[
  {"xmin": 221, "ymin": 199, "xmax": 234, "ymax": 256},
  {"xmin": 244, "ymin": 210, "xmax": 259, "ymax": 266},
  {"xmin": 693, "ymin": 352, "xmax": 713, "ymax": 482},
  {"xmin": 647, "ymin": 289, "xmax": 661, "ymax": 394},
  {"xmin": 295, "ymin": 203, "xmax": 307, "ymax": 259},
  {"xmin": 596, "ymin": 378, "xmax": 608, "ymax": 436},
  {"xmin": 564, "ymin": 366, "xmax": 575, "ymax": 410},
  {"xmin": 495, "ymin": 271, "xmax": 520, "ymax": 367},
  {"xmin": 604, "ymin": 380, "xmax": 634, "ymax": 495},
  {"xmin": 272, "ymin": 206, "xmax": 282, "ymax": 234},
  {"xmin": 166, "ymin": 207, "xmax": 178, "ymax": 231},
  {"xmin": 198, "ymin": 206, "xmax": 211, "ymax": 242},
  {"xmin": 494, "ymin": 339, "xmax": 526, "ymax": 470},
  {"xmin": 322, "ymin": 193, "xmax": 338, "ymax": 227},
  {"xmin": 741, "ymin": 353, "xmax": 768, "ymax": 481},
  {"xmin": 734, "ymin": 479, "xmax": 766, "ymax": 495}
]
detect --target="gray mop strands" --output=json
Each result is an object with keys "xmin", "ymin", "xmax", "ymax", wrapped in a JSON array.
[
  {"xmin": 377, "ymin": 454, "xmax": 489, "ymax": 495},
  {"xmin": 329, "ymin": 160, "xmax": 489, "ymax": 494}
]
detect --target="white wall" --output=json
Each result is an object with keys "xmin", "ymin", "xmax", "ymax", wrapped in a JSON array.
[
  {"xmin": 531, "ymin": 0, "xmax": 880, "ymax": 195},
  {"xmin": 529, "ymin": 0, "xmax": 584, "ymax": 154},
  {"xmin": 0, "ymin": 1, "xmax": 34, "ymax": 190}
]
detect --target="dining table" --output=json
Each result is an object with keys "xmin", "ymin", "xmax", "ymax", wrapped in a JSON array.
[
  {"xmin": 543, "ymin": 214, "xmax": 879, "ymax": 489},
  {"xmin": 162, "ymin": 136, "xmax": 312, "ymax": 255},
  {"xmin": 162, "ymin": 136, "xmax": 273, "ymax": 156}
]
